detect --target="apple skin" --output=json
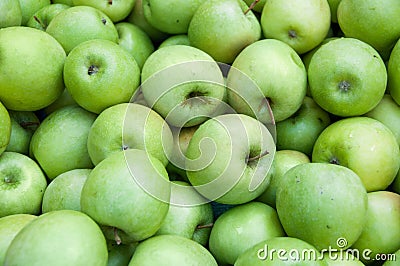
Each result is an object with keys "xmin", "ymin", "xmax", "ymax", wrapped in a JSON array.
[
  {"xmin": 46, "ymin": 5, "xmax": 119, "ymax": 54},
  {"xmin": 308, "ymin": 38, "xmax": 387, "ymax": 117},
  {"xmin": 382, "ymin": 249, "xmax": 400, "ymax": 266},
  {"xmin": 41, "ymin": 168, "xmax": 91, "ymax": 213},
  {"xmin": 276, "ymin": 163, "xmax": 368, "ymax": 251},
  {"xmin": 0, "ymin": 102, "xmax": 11, "ymax": 155},
  {"xmin": 0, "ymin": 214, "xmax": 37, "ymax": 265},
  {"xmin": 387, "ymin": 39, "xmax": 400, "ymax": 105},
  {"xmin": 351, "ymin": 191, "xmax": 400, "ymax": 264},
  {"xmin": 0, "ymin": 0, "xmax": 22, "ymax": 28},
  {"xmin": 188, "ymin": 0, "xmax": 261, "ymax": 63},
  {"xmin": 52, "ymin": 0, "xmax": 73, "ymax": 5},
  {"xmin": 72, "ymin": 0, "xmax": 136, "ymax": 22},
  {"xmin": 43, "ymin": 88, "xmax": 78, "ymax": 115},
  {"xmin": 276, "ymin": 96, "xmax": 331, "ymax": 156},
  {"xmin": 29, "ymin": 106, "xmax": 96, "ymax": 180},
  {"xmin": 18, "ymin": 0, "xmax": 50, "ymax": 25},
  {"xmin": 209, "ymin": 201, "xmax": 285, "ymax": 265},
  {"xmin": 158, "ymin": 34, "xmax": 190, "ymax": 49},
  {"xmin": 4, "ymin": 210, "xmax": 108, "ymax": 266},
  {"xmin": 0, "ymin": 26, "xmax": 66, "ymax": 111},
  {"xmin": 128, "ymin": 235, "xmax": 218, "ymax": 266},
  {"xmin": 0, "ymin": 152, "xmax": 47, "ymax": 217},
  {"xmin": 312, "ymin": 117, "xmax": 400, "ymax": 192},
  {"xmin": 26, "ymin": 3, "xmax": 69, "ymax": 31},
  {"xmin": 322, "ymin": 252, "xmax": 365, "ymax": 266}
]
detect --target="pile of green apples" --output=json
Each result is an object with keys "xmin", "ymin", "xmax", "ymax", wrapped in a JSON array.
[{"xmin": 0, "ymin": 0, "xmax": 399, "ymax": 265}]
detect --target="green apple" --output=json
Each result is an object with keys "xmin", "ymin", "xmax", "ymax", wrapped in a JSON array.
[
  {"xmin": 0, "ymin": 152, "xmax": 47, "ymax": 217},
  {"xmin": 0, "ymin": 26, "xmax": 65, "ymax": 111},
  {"xmin": 257, "ymin": 150, "xmax": 310, "ymax": 208},
  {"xmin": 243, "ymin": 0, "xmax": 266, "ymax": 13},
  {"xmin": 0, "ymin": 214, "xmax": 37, "ymax": 265},
  {"xmin": 327, "ymin": 0, "xmax": 341, "ymax": 23},
  {"xmin": 227, "ymin": 39, "xmax": 307, "ymax": 122},
  {"xmin": 43, "ymin": 88, "xmax": 78, "ymax": 115},
  {"xmin": 276, "ymin": 163, "xmax": 368, "ymax": 250},
  {"xmin": 276, "ymin": 96, "xmax": 331, "ymax": 156},
  {"xmin": 4, "ymin": 210, "xmax": 108, "ymax": 265},
  {"xmin": 156, "ymin": 181, "xmax": 214, "ymax": 246},
  {"xmin": 141, "ymin": 45, "xmax": 226, "ymax": 127},
  {"xmin": 46, "ymin": 5, "xmax": 119, "ymax": 53},
  {"xmin": 30, "ymin": 106, "xmax": 96, "ymax": 180},
  {"xmin": 322, "ymin": 251, "xmax": 365, "ymax": 265},
  {"xmin": 209, "ymin": 201, "xmax": 285, "ymax": 265},
  {"xmin": 18, "ymin": 0, "xmax": 50, "ymax": 25},
  {"xmin": 80, "ymin": 149, "xmax": 170, "ymax": 243},
  {"xmin": 235, "ymin": 236, "xmax": 325, "ymax": 265},
  {"xmin": 387, "ymin": 39, "xmax": 400, "ymax": 105},
  {"xmin": 72, "ymin": 0, "xmax": 135, "ymax": 22},
  {"xmin": 390, "ymin": 171, "xmax": 400, "ymax": 194},
  {"xmin": 52, "ymin": 0, "xmax": 73, "ymax": 6},
  {"xmin": 87, "ymin": 103, "xmax": 173, "ymax": 166},
  {"xmin": 0, "ymin": 0, "xmax": 22, "ymax": 28},
  {"xmin": 351, "ymin": 191, "xmax": 400, "ymax": 264},
  {"xmin": 107, "ymin": 241, "xmax": 137, "ymax": 266},
  {"xmin": 27, "ymin": 3, "xmax": 69, "ymax": 31},
  {"xmin": 158, "ymin": 34, "xmax": 190, "ymax": 49},
  {"xmin": 186, "ymin": 113, "xmax": 276, "ymax": 204},
  {"xmin": 261, "ymin": 0, "xmax": 331, "ymax": 54},
  {"xmin": 143, "ymin": 0, "xmax": 204, "ymax": 34},
  {"xmin": 6, "ymin": 110, "xmax": 40, "ymax": 155},
  {"xmin": 116, "ymin": 22, "xmax": 155, "ymax": 69},
  {"xmin": 41, "ymin": 168, "xmax": 91, "ymax": 213},
  {"xmin": 128, "ymin": 234, "xmax": 217, "ymax": 266},
  {"xmin": 188, "ymin": 0, "xmax": 261, "ymax": 63},
  {"xmin": 312, "ymin": 117, "xmax": 400, "ymax": 192},
  {"xmin": 64, "ymin": 39, "xmax": 140, "ymax": 114},
  {"xmin": 308, "ymin": 38, "xmax": 387, "ymax": 117},
  {"xmin": 0, "ymin": 102, "xmax": 11, "ymax": 155},
  {"xmin": 337, "ymin": 0, "xmax": 400, "ymax": 59},
  {"xmin": 382, "ymin": 249, "xmax": 400, "ymax": 266}
]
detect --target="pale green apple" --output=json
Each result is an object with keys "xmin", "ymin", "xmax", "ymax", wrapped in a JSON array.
[
  {"xmin": 72, "ymin": 0, "xmax": 135, "ymax": 22},
  {"xmin": 27, "ymin": 3, "xmax": 69, "ymax": 31},
  {"xmin": 337, "ymin": 0, "xmax": 400, "ymax": 60},
  {"xmin": 186, "ymin": 113, "xmax": 276, "ymax": 204},
  {"xmin": 382, "ymin": 249, "xmax": 400, "ymax": 266},
  {"xmin": 0, "ymin": 214, "xmax": 37, "ymax": 265},
  {"xmin": 351, "ymin": 191, "xmax": 400, "ymax": 264},
  {"xmin": 116, "ymin": 22, "xmax": 155, "ymax": 69},
  {"xmin": 107, "ymin": 241, "xmax": 137, "ymax": 266},
  {"xmin": 308, "ymin": 38, "xmax": 387, "ymax": 117},
  {"xmin": 327, "ymin": 0, "xmax": 341, "ymax": 23},
  {"xmin": 312, "ymin": 117, "xmax": 400, "ymax": 192},
  {"xmin": 322, "ymin": 251, "xmax": 365, "ymax": 265},
  {"xmin": 6, "ymin": 110, "xmax": 40, "ymax": 155},
  {"xmin": 128, "ymin": 235, "xmax": 217, "ymax": 266},
  {"xmin": 257, "ymin": 150, "xmax": 310, "ymax": 208},
  {"xmin": 188, "ymin": 0, "xmax": 261, "ymax": 63},
  {"xmin": 80, "ymin": 149, "xmax": 170, "ymax": 243},
  {"xmin": 0, "ymin": 152, "xmax": 47, "ymax": 217},
  {"xmin": 87, "ymin": 103, "xmax": 173, "ymax": 166},
  {"xmin": 209, "ymin": 201, "xmax": 285, "ymax": 265},
  {"xmin": 0, "ymin": 26, "xmax": 65, "ymax": 111},
  {"xmin": 158, "ymin": 34, "xmax": 190, "ymax": 49},
  {"xmin": 43, "ymin": 88, "xmax": 78, "ymax": 115},
  {"xmin": 18, "ymin": 0, "xmax": 50, "ymax": 25},
  {"xmin": 46, "ymin": 5, "xmax": 119, "ymax": 53},
  {"xmin": 276, "ymin": 96, "xmax": 331, "ymax": 156},
  {"xmin": 156, "ymin": 181, "xmax": 214, "ymax": 246},
  {"xmin": 52, "ymin": 0, "xmax": 73, "ymax": 5},
  {"xmin": 227, "ymin": 39, "xmax": 307, "ymax": 122},
  {"xmin": 30, "ymin": 106, "xmax": 96, "ymax": 180},
  {"xmin": 141, "ymin": 45, "xmax": 226, "ymax": 127},
  {"xmin": 143, "ymin": 0, "xmax": 204, "ymax": 34},
  {"xmin": 64, "ymin": 39, "xmax": 140, "ymax": 114},
  {"xmin": 0, "ymin": 0, "xmax": 22, "ymax": 28},
  {"xmin": 387, "ymin": 39, "xmax": 400, "ymax": 105},
  {"xmin": 276, "ymin": 163, "xmax": 368, "ymax": 250},
  {"xmin": 243, "ymin": 0, "xmax": 266, "ymax": 13},
  {"xmin": 41, "ymin": 169, "xmax": 91, "ymax": 213},
  {"xmin": 261, "ymin": 0, "xmax": 331, "ymax": 54},
  {"xmin": 4, "ymin": 210, "xmax": 108, "ymax": 265},
  {"xmin": 0, "ymin": 102, "xmax": 11, "ymax": 155}
]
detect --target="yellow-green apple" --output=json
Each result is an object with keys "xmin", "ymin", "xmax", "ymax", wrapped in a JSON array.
[
  {"xmin": 387, "ymin": 39, "xmax": 400, "ymax": 105},
  {"xmin": 276, "ymin": 163, "xmax": 368, "ymax": 250},
  {"xmin": 382, "ymin": 249, "xmax": 400, "ymax": 266},
  {"xmin": 312, "ymin": 117, "xmax": 400, "ymax": 192},
  {"xmin": 18, "ymin": 0, "xmax": 50, "ymax": 25},
  {"xmin": 72, "ymin": 0, "xmax": 136, "ymax": 22},
  {"xmin": 41, "ymin": 169, "xmax": 91, "ymax": 213},
  {"xmin": 0, "ymin": 102, "xmax": 11, "ymax": 155},
  {"xmin": 0, "ymin": 152, "xmax": 47, "ymax": 217},
  {"xmin": 87, "ymin": 103, "xmax": 173, "ymax": 166},
  {"xmin": 29, "ymin": 106, "xmax": 96, "ymax": 180},
  {"xmin": 46, "ymin": 5, "xmax": 119, "ymax": 53},
  {"xmin": 43, "ymin": 88, "xmax": 78, "ymax": 115},
  {"xmin": 186, "ymin": 113, "xmax": 275, "ymax": 204},
  {"xmin": 188, "ymin": 0, "xmax": 261, "ymax": 63},
  {"xmin": 128, "ymin": 235, "xmax": 217, "ymax": 266},
  {"xmin": 158, "ymin": 34, "xmax": 190, "ymax": 49},
  {"xmin": 63, "ymin": 39, "xmax": 140, "ymax": 114},
  {"xmin": 0, "ymin": 26, "xmax": 65, "ymax": 111},
  {"xmin": 209, "ymin": 201, "xmax": 285, "ymax": 265},
  {"xmin": 261, "ymin": 0, "xmax": 331, "ymax": 54},
  {"xmin": 0, "ymin": 0, "xmax": 22, "ymax": 28},
  {"xmin": 308, "ymin": 38, "xmax": 387, "ymax": 117},
  {"xmin": 322, "ymin": 252, "xmax": 365, "ymax": 265},
  {"xmin": 4, "ymin": 210, "xmax": 108, "ymax": 265},
  {"xmin": 227, "ymin": 39, "xmax": 307, "ymax": 122},
  {"xmin": 27, "ymin": 3, "xmax": 69, "ymax": 30}
]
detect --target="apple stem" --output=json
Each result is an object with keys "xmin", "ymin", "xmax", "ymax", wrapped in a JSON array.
[
  {"xmin": 108, "ymin": 0, "xmax": 112, "ymax": 5},
  {"xmin": 196, "ymin": 223, "xmax": 214, "ymax": 229},
  {"xmin": 33, "ymin": 16, "xmax": 46, "ymax": 29},
  {"xmin": 114, "ymin": 227, "xmax": 122, "ymax": 245},
  {"xmin": 19, "ymin": 121, "xmax": 40, "ymax": 129},
  {"xmin": 247, "ymin": 149, "xmax": 269, "ymax": 162},
  {"xmin": 244, "ymin": 0, "xmax": 260, "ymax": 15}
]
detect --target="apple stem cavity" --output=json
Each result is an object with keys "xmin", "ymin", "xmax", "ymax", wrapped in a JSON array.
[
  {"xmin": 101, "ymin": 18, "xmax": 107, "ymax": 25},
  {"xmin": 247, "ymin": 149, "xmax": 269, "ymax": 163},
  {"xmin": 113, "ymin": 227, "xmax": 122, "ymax": 245},
  {"xmin": 244, "ymin": 0, "xmax": 260, "ymax": 15},
  {"xmin": 288, "ymin": 30, "xmax": 297, "ymax": 39},
  {"xmin": 88, "ymin": 65, "xmax": 99, "ymax": 76},
  {"xmin": 196, "ymin": 223, "xmax": 214, "ymax": 229},
  {"xmin": 108, "ymin": 0, "xmax": 113, "ymax": 5},
  {"xmin": 338, "ymin": 80, "xmax": 351, "ymax": 92},
  {"xmin": 330, "ymin": 157, "xmax": 340, "ymax": 165},
  {"xmin": 33, "ymin": 16, "xmax": 46, "ymax": 29}
]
